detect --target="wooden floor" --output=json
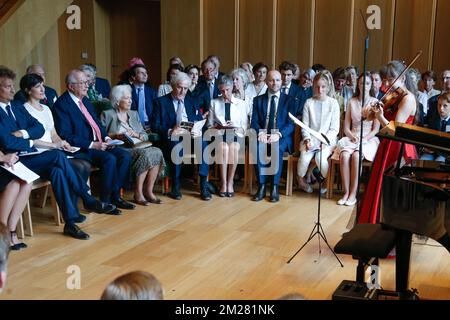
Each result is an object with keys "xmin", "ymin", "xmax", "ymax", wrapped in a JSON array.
[{"xmin": 1, "ymin": 183, "xmax": 449, "ymax": 300}]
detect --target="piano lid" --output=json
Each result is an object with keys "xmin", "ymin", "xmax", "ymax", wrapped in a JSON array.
[{"xmin": 377, "ymin": 122, "xmax": 450, "ymax": 154}]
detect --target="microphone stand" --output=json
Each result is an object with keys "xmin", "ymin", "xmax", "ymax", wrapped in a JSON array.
[{"xmin": 355, "ymin": 11, "xmax": 370, "ymax": 222}]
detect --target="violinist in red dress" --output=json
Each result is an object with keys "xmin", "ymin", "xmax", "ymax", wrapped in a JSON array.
[{"xmin": 358, "ymin": 60, "xmax": 419, "ymax": 224}]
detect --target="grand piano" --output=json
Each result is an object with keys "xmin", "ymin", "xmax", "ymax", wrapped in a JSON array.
[{"xmin": 379, "ymin": 122, "xmax": 449, "ymax": 299}]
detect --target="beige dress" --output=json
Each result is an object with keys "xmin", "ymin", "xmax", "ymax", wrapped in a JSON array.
[{"xmin": 333, "ymin": 98, "xmax": 379, "ymax": 161}]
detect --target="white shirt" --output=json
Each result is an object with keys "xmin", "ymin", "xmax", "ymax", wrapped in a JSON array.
[
  {"xmin": 0, "ymin": 101, "xmax": 32, "ymax": 146},
  {"xmin": 24, "ymin": 102, "xmax": 54, "ymax": 143},
  {"xmin": 171, "ymin": 98, "xmax": 189, "ymax": 123}
]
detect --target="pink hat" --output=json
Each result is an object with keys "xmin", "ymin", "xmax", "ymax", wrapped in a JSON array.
[{"xmin": 128, "ymin": 57, "xmax": 145, "ymax": 69}]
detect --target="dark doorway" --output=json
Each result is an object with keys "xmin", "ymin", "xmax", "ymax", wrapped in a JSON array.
[{"xmin": 101, "ymin": 0, "xmax": 161, "ymax": 88}]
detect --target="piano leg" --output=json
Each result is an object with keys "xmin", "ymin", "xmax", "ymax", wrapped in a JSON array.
[{"xmin": 395, "ymin": 229, "xmax": 413, "ymax": 299}]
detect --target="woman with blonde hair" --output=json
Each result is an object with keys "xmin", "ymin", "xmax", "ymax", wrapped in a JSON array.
[{"xmin": 297, "ymin": 71, "xmax": 340, "ymax": 194}]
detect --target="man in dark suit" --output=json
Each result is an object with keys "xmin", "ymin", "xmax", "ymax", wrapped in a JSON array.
[
  {"xmin": 153, "ymin": 72, "xmax": 211, "ymax": 201},
  {"xmin": 129, "ymin": 64, "xmax": 157, "ymax": 129},
  {"xmin": 13, "ymin": 64, "xmax": 58, "ymax": 108},
  {"xmin": 279, "ymin": 61, "xmax": 302, "ymax": 118},
  {"xmin": 53, "ymin": 70, "xmax": 135, "ymax": 212},
  {"xmin": 0, "ymin": 67, "xmax": 116, "ymax": 240},
  {"xmin": 196, "ymin": 59, "xmax": 221, "ymax": 109},
  {"xmin": 251, "ymin": 70, "xmax": 296, "ymax": 203},
  {"xmin": 421, "ymin": 92, "xmax": 450, "ymax": 162}
]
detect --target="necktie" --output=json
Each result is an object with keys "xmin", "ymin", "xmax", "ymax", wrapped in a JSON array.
[
  {"xmin": 225, "ymin": 103, "xmax": 231, "ymax": 122},
  {"xmin": 176, "ymin": 100, "xmax": 183, "ymax": 125},
  {"xmin": 78, "ymin": 100, "xmax": 103, "ymax": 143},
  {"xmin": 267, "ymin": 95, "xmax": 277, "ymax": 132},
  {"xmin": 5, "ymin": 105, "xmax": 16, "ymax": 122},
  {"xmin": 209, "ymin": 81, "xmax": 214, "ymax": 100},
  {"xmin": 283, "ymin": 87, "xmax": 289, "ymax": 95},
  {"xmin": 42, "ymin": 96, "xmax": 49, "ymax": 106},
  {"xmin": 137, "ymin": 87, "xmax": 146, "ymax": 124},
  {"xmin": 441, "ymin": 120, "xmax": 447, "ymax": 132}
]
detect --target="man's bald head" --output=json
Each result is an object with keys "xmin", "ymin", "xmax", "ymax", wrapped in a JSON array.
[{"xmin": 266, "ymin": 70, "xmax": 282, "ymax": 93}]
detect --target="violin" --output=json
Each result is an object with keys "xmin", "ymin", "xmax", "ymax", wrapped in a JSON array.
[{"xmin": 366, "ymin": 51, "xmax": 422, "ymax": 121}]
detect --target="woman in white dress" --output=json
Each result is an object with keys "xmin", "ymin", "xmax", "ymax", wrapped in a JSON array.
[
  {"xmin": 297, "ymin": 71, "xmax": 340, "ymax": 194},
  {"xmin": 208, "ymin": 76, "xmax": 248, "ymax": 197},
  {"xmin": 246, "ymin": 62, "xmax": 268, "ymax": 98},
  {"xmin": 333, "ymin": 72, "xmax": 380, "ymax": 206}
]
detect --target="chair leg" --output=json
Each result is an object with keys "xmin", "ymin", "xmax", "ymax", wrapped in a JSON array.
[
  {"xmin": 23, "ymin": 201, "xmax": 34, "ymax": 237},
  {"xmin": 326, "ymin": 161, "xmax": 334, "ymax": 199},
  {"xmin": 16, "ymin": 215, "xmax": 25, "ymax": 239},
  {"xmin": 40, "ymin": 185, "xmax": 49, "ymax": 208},
  {"xmin": 286, "ymin": 156, "xmax": 293, "ymax": 196},
  {"xmin": 49, "ymin": 188, "xmax": 63, "ymax": 226}
]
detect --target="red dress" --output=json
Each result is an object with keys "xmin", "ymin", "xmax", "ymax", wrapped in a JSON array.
[{"xmin": 357, "ymin": 102, "xmax": 418, "ymax": 224}]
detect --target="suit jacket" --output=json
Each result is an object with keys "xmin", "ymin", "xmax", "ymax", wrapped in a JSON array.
[
  {"xmin": 195, "ymin": 78, "xmax": 220, "ymax": 102},
  {"xmin": 425, "ymin": 111, "xmax": 450, "ymax": 132},
  {"xmin": 153, "ymin": 93, "xmax": 203, "ymax": 142},
  {"xmin": 295, "ymin": 86, "xmax": 313, "ymax": 118},
  {"xmin": 100, "ymin": 109, "xmax": 149, "ymax": 142},
  {"xmin": 14, "ymin": 85, "xmax": 58, "ymax": 109},
  {"xmin": 251, "ymin": 92, "xmax": 296, "ymax": 152},
  {"xmin": 189, "ymin": 84, "xmax": 213, "ymax": 113},
  {"xmin": 426, "ymin": 95, "xmax": 439, "ymax": 125},
  {"xmin": 0, "ymin": 101, "xmax": 45, "ymax": 153},
  {"xmin": 53, "ymin": 91, "xmax": 108, "ymax": 151},
  {"xmin": 130, "ymin": 84, "xmax": 157, "ymax": 125},
  {"xmin": 301, "ymin": 96, "xmax": 340, "ymax": 148},
  {"xmin": 95, "ymin": 77, "xmax": 111, "ymax": 99}
]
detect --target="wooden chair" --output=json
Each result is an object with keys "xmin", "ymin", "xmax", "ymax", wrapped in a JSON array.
[
  {"xmin": 326, "ymin": 157, "xmax": 372, "ymax": 199},
  {"xmin": 17, "ymin": 179, "xmax": 62, "ymax": 238}
]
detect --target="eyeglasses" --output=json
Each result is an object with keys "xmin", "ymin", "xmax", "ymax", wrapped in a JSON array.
[{"xmin": 71, "ymin": 81, "xmax": 89, "ymax": 86}]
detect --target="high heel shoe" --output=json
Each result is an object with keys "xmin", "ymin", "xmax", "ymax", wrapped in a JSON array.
[{"xmin": 10, "ymin": 231, "xmax": 27, "ymax": 251}]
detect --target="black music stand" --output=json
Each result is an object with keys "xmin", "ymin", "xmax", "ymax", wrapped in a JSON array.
[{"xmin": 286, "ymin": 114, "xmax": 343, "ymax": 266}]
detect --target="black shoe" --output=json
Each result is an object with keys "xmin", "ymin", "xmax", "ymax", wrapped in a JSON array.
[
  {"xmin": 252, "ymin": 184, "xmax": 267, "ymax": 202},
  {"xmin": 227, "ymin": 192, "xmax": 235, "ymax": 198},
  {"xmin": 167, "ymin": 191, "xmax": 182, "ymax": 200},
  {"xmin": 219, "ymin": 191, "xmax": 227, "ymax": 198},
  {"xmin": 106, "ymin": 208, "xmax": 122, "ymax": 216},
  {"xmin": 84, "ymin": 200, "xmax": 117, "ymax": 214},
  {"xmin": 113, "ymin": 198, "xmax": 136, "ymax": 210},
  {"xmin": 10, "ymin": 243, "xmax": 27, "ymax": 251},
  {"xmin": 201, "ymin": 182, "xmax": 212, "ymax": 201},
  {"xmin": 270, "ymin": 184, "xmax": 280, "ymax": 203},
  {"xmin": 63, "ymin": 224, "xmax": 90, "ymax": 240},
  {"xmin": 74, "ymin": 214, "xmax": 87, "ymax": 223}
]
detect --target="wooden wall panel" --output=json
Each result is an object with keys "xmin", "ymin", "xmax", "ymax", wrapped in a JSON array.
[
  {"xmin": 314, "ymin": 0, "xmax": 353, "ymax": 71},
  {"xmin": 432, "ymin": 0, "xmax": 450, "ymax": 79},
  {"xmin": 161, "ymin": 0, "xmax": 202, "ymax": 79},
  {"xmin": 93, "ymin": 0, "xmax": 111, "ymax": 83},
  {"xmin": 19, "ymin": 23, "xmax": 61, "ymax": 93},
  {"xmin": 276, "ymin": 0, "xmax": 313, "ymax": 70},
  {"xmin": 0, "ymin": 0, "xmax": 72, "ymax": 70},
  {"xmin": 393, "ymin": 0, "xmax": 434, "ymax": 73},
  {"xmin": 203, "ymin": 0, "xmax": 237, "ymax": 73},
  {"xmin": 58, "ymin": 0, "xmax": 97, "ymax": 88},
  {"xmin": 239, "ymin": 0, "xmax": 275, "ymax": 68},
  {"xmin": 352, "ymin": 0, "xmax": 395, "ymax": 72}
]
